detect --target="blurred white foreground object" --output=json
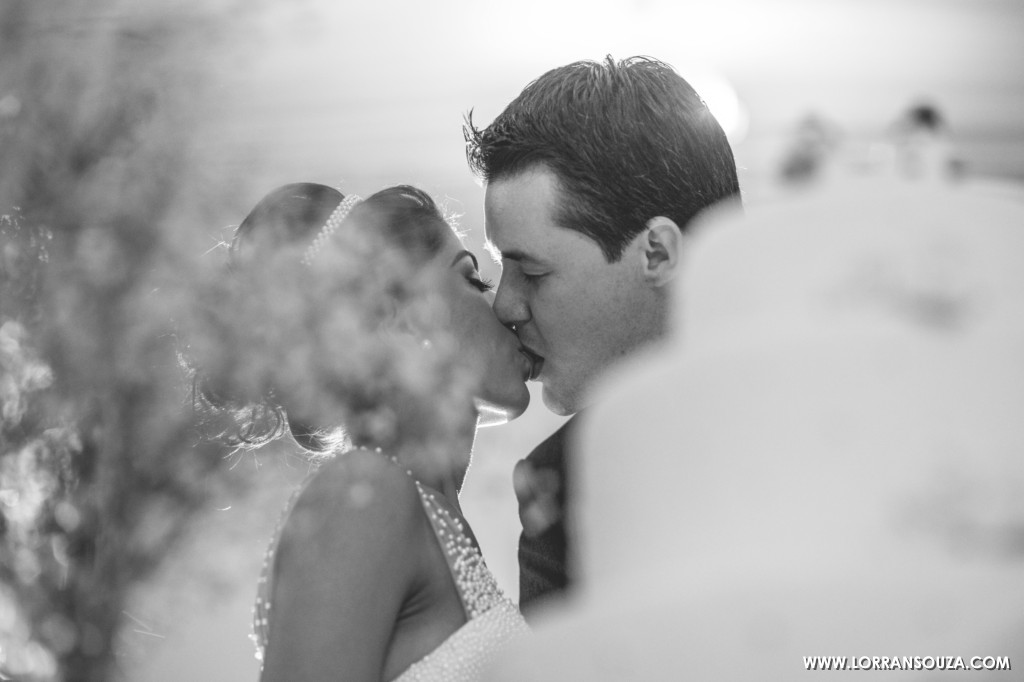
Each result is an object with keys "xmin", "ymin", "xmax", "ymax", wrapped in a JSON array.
[{"xmin": 490, "ymin": 177, "xmax": 1024, "ymax": 680}]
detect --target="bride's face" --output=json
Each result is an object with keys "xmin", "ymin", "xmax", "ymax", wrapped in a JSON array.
[{"xmin": 429, "ymin": 230, "xmax": 531, "ymax": 423}]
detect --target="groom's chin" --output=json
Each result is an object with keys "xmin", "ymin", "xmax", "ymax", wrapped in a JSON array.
[{"xmin": 540, "ymin": 383, "xmax": 579, "ymax": 417}]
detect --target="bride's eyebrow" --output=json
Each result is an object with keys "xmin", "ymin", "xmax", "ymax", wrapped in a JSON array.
[{"xmin": 450, "ymin": 249, "xmax": 480, "ymax": 271}]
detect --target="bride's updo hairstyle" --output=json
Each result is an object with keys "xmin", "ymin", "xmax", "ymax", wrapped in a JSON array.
[{"xmin": 190, "ymin": 182, "xmax": 472, "ymax": 458}]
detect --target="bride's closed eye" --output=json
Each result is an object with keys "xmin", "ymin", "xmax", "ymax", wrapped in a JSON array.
[
  {"xmin": 467, "ymin": 273, "xmax": 494, "ymax": 293},
  {"xmin": 451, "ymin": 249, "xmax": 493, "ymax": 293}
]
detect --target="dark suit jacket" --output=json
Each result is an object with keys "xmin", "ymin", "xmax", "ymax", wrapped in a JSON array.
[{"xmin": 515, "ymin": 414, "xmax": 580, "ymax": 618}]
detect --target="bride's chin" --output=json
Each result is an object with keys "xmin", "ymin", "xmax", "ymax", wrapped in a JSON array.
[{"xmin": 474, "ymin": 395, "xmax": 528, "ymax": 428}]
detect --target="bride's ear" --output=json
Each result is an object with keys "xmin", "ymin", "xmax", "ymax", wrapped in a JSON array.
[
  {"xmin": 637, "ymin": 216, "xmax": 685, "ymax": 288},
  {"xmin": 382, "ymin": 297, "xmax": 435, "ymax": 350},
  {"xmin": 380, "ymin": 301, "xmax": 416, "ymax": 339}
]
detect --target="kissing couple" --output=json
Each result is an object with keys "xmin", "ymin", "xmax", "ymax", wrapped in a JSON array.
[{"xmin": 191, "ymin": 55, "xmax": 739, "ymax": 681}]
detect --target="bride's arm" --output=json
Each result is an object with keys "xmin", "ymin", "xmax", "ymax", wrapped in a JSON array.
[{"xmin": 259, "ymin": 453, "xmax": 423, "ymax": 682}]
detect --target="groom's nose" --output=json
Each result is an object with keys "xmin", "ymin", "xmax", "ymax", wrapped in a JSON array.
[{"xmin": 492, "ymin": 270, "xmax": 530, "ymax": 331}]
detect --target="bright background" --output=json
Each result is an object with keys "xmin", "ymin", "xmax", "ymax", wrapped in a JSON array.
[{"xmin": 127, "ymin": 0, "xmax": 1024, "ymax": 679}]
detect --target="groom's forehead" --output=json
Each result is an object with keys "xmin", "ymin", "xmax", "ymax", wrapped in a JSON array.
[
  {"xmin": 484, "ymin": 165, "xmax": 565, "ymax": 228},
  {"xmin": 482, "ymin": 237, "xmax": 548, "ymax": 267}
]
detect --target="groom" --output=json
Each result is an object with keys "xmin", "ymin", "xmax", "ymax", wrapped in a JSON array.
[{"xmin": 465, "ymin": 56, "xmax": 740, "ymax": 617}]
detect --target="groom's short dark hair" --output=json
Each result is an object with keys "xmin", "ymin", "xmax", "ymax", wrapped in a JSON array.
[{"xmin": 465, "ymin": 55, "xmax": 740, "ymax": 262}]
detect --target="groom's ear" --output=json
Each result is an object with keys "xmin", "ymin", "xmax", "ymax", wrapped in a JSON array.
[{"xmin": 638, "ymin": 216, "xmax": 685, "ymax": 287}]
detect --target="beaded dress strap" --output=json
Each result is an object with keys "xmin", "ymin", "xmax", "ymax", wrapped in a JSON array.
[{"xmin": 389, "ymin": 457, "xmax": 504, "ymax": 620}]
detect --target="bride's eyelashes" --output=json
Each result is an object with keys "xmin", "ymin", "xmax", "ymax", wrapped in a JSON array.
[
  {"xmin": 468, "ymin": 273, "xmax": 494, "ymax": 293},
  {"xmin": 452, "ymin": 251, "xmax": 493, "ymax": 293}
]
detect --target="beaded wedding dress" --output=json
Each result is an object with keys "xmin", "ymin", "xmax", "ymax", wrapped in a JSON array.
[{"xmin": 252, "ymin": 459, "xmax": 529, "ymax": 681}]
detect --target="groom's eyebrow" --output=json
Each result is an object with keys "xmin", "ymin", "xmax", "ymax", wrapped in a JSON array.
[
  {"xmin": 483, "ymin": 238, "xmax": 537, "ymax": 266},
  {"xmin": 501, "ymin": 249, "xmax": 543, "ymax": 267}
]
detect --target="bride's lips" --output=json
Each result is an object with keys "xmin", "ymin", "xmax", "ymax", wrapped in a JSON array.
[{"xmin": 519, "ymin": 346, "xmax": 544, "ymax": 381}]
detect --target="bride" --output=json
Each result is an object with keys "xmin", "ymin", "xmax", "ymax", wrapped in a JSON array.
[{"xmin": 192, "ymin": 182, "xmax": 532, "ymax": 681}]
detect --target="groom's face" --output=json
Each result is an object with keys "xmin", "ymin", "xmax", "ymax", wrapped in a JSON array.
[{"xmin": 484, "ymin": 165, "xmax": 662, "ymax": 416}]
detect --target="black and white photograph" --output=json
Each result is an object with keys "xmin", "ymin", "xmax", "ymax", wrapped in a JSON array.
[{"xmin": 1, "ymin": 0, "xmax": 1022, "ymax": 680}]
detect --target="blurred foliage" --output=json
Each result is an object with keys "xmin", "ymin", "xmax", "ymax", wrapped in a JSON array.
[
  {"xmin": 185, "ymin": 215, "xmax": 479, "ymax": 459},
  {"xmin": 0, "ymin": 2, "xmax": 486, "ymax": 679},
  {"xmin": 0, "ymin": 0, "xmax": 264, "ymax": 679}
]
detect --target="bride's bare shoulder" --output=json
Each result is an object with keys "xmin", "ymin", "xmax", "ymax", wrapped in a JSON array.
[
  {"xmin": 262, "ymin": 450, "xmax": 430, "ymax": 678},
  {"xmin": 282, "ymin": 449, "xmax": 425, "ymax": 548}
]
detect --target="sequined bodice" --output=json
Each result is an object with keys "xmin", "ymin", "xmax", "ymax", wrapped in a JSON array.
[{"xmin": 252, "ymin": 458, "xmax": 528, "ymax": 680}]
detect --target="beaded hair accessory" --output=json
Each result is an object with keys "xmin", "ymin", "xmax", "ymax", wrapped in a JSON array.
[{"xmin": 301, "ymin": 193, "xmax": 362, "ymax": 266}]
